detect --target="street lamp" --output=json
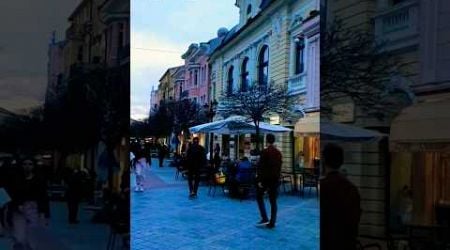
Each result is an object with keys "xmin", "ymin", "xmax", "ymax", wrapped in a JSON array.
[{"xmin": 203, "ymin": 99, "xmax": 218, "ymax": 161}]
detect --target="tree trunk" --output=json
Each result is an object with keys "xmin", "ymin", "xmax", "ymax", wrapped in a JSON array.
[{"xmin": 255, "ymin": 121, "xmax": 261, "ymax": 153}]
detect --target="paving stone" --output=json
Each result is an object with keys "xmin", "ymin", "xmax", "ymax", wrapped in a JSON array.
[{"xmin": 131, "ymin": 159, "xmax": 319, "ymax": 249}]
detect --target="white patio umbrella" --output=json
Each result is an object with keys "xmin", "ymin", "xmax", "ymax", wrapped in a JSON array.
[
  {"xmin": 189, "ymin": 116, "xmax": 291, "ymax": 158},
  {"xmin": 189, "ymin": 116, "xmax": 291, "ymax": 134}
]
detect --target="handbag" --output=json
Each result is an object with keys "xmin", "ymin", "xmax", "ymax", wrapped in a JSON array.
[{"xmin": 215, "ymin": 171, "xmax": 226, "ymax": 184}]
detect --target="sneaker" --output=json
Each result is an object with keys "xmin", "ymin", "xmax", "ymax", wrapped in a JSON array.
[
  {"xmin": 265, "ymin": 223, "xmax": 275, "ymax": 229},
  {"xmin": 256, "ymin": 219, "xmax": 269, "ymax": 227}
]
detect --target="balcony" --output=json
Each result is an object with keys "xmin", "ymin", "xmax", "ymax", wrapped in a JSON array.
[
  {"xmin": 288, "ymin": 73, "xmax": 306, "ymax": 95},
  {"xmin": 374, "ymin": 0, "xmax": 419, "ymax": 51}
]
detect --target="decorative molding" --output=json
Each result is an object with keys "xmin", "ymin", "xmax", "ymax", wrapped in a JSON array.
[
  {"xmin": 290, "ymin": 14, "xmax": 303, "ymax": 30},
  {"xmin": 223, "ymin": 31, "xmax": 270, "ymax": 66},
  {"xmin": 271, "ymin": 13, "xmax": 283, "ymax": 46}
]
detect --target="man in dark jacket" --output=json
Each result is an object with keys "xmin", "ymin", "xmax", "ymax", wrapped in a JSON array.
[
  {"xmin": 256, "ymin": 134, "xmax": 282, "ymax": 229},
  {"xmin": 186, "ymin": 137, "xmax": 206, "ymax": 199},
  {"xmin": 320, "ymin": 143, "xmax": 361, "ymax": 250},
  {"xmin": 65, "ymin": 166, "xmax": 84, "ymax": 224}
]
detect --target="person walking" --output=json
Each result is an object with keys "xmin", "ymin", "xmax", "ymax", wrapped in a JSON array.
[
  {"xmin": 212, "ymin": 143, "xmax": 221, "ymax": 170},
  {"xmin": 320, "ymin": 143, "xmax": 361, "ymax": 250},
  {"xmin": 255, "ymin": 134, "xmax": 282, "ymax": 229},
  {"xmin": 65, "ymin": 165, "xmax": 84, "ymax": 224},
  {"xmin": 133, "ymin": 151, "xmax": 147, "ymax": 192},
  {"xmin": 158, "ymin": 143, "xmax": 167, "ymax": 168},
  {"xmin": 186, "ymin": 137, "xmax": 206, "ymax": 199},
  {"xmin": 6, "ymin": 157, "xmax": 55, "ymax": 249}
]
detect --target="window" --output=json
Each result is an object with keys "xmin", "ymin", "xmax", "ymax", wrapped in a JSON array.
[
  {"xmin": 179, "ymin": 84, "xmax": 182, "ymax": 99},
  {"xmin": 241, "ymin": 57, "xmax": 249, "ymax": 91},
  {"xmin": 194, "ymin": 70, "xmax": 198, "ymax": 85},
  {"xmin": 295, "ymin": 36, "xmax": 305, "ymax": 74},
  {"xmin": 258, "ymin": 45, "xmax": 269, "ymax": 86},
  {"xmin": 56, "ymin": 74, "xmax": 63, "ymax": 86},
  {"xmin": 247, "ymin": 5, "xmax": 252, "ymax": 19},
  {"xmin": 392, "ymin": 0, "xmax": 407, "ymax": 4},
  {"xmin": 227, "ymin": 66, "xmax": 234, "ymax": 95},
  {"xmin": 193, "ymin": 97, "xmax": 197, "ymax": 104},
  {"xmin": 77, "ymin": 46, "xmax": 83, "ymax": 62},
  {"xmin": 118, "ymin": 23, "xmax": 124, "ymax": 48}
]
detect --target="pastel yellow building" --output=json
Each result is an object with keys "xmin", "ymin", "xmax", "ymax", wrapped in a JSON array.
[{"xmin": 325, "ymin": 0, "xmax": 422, "ymax": 239}]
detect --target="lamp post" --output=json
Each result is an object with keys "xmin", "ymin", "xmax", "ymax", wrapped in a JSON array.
[{"xmin": 204, "ymin": 99, "xmax": 218, "ymax": 162}]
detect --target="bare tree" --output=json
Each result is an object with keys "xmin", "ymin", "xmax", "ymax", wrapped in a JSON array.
[
  {"xmin": 321, "ymin": 19, "xmax": 413, "ymax": 120},
  {"xmin": 148, "ymin": 99, "xmax": 206, "ymax": 140},
  {"xmin": 219, "ymin": 82, "xmax": 293, "ymax": 151}
]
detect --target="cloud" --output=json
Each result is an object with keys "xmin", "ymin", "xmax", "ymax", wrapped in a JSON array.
[
  {"xmin": 130, "ymin": 31, "xmax": 186, "ymax": 119},
  {"xmin": 0, "ymin": 75, "xmax": 47, "ymax": 112},
  {"xmin": 131, "ymin": 31, "xmax": 186, "ymax": 70},
  {"xmin": 130, "ymin": 0, "xmax": 239, "ymax": 119},
  {"xmin": 131, "ymin": 105, "xmax": 149, "ymax": 121}
]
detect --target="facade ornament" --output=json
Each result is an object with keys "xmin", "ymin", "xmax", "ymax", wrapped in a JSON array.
[
  {"xmin": 271, "ymin": 14, "xmax": 283, "ymax": 45},
  {"xmin": 290, "ymin": 13, "xmax": 303, "ymax": 29}
]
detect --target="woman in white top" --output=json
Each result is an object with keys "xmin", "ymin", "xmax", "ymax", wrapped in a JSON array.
[{"xmin": 134, "ymin": 151, "xmax": 148, "ymax": 192}]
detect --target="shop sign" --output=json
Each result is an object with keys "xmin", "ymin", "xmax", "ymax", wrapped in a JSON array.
[{"xmin": 332, "ymin": 103, "xmax": 354, "ymax": 123}]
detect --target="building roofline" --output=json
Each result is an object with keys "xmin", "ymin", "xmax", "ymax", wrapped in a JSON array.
[
  {"xmin": 68, "ymin": 0, "xmax": 90, "ymax": 21},
  {"xmin": 209, "ymin": 0, "xmax": 278, "ymax": 60}
]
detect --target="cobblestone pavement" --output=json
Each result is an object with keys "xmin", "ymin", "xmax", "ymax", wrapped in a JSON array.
[
  {"xmin": 131, "ymin": 159, "xmax": 319, "ymax": 250},
  {"xmin": 0, "ymin": 201, "xmax": 109, "ymax": 250}
]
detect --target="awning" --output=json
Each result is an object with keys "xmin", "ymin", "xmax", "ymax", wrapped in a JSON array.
[
  {"xmin": 294, "ymin": 112, "xmax": 320, "ymax": 134},
  {"xmin": 295, "ymin": 113, "xmax": 385, "ymax": 141},
  {"xmin": 390, "ymin": 99, "xmax": 450, "ymax": 144}
]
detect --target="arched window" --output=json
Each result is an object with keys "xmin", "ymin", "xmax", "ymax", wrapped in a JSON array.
[
  {"xmin": 241, "ymin": 57, "xmax": 249, "ymax": 91},
  {"xmin": 227, "ymin": 66, "xmax": 234, "ymax": 95},
  {"xmin": 295, "ymin": 36, "xmax": 305, "ymax": 74},
  {"xmin": 258, "ymin": 45, "xmax": 269, "ymax": 86}
]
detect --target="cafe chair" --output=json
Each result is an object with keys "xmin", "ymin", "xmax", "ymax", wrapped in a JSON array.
[
  {"xmin": 279, "ymin": 172, "xmax": 293, "ymax": 194},
  {"xmin": 302, "ymin": 172, "xmax": 319, "ymax": 198}
]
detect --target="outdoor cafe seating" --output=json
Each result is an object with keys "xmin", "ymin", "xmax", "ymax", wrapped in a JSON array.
[{"xmin": 291, "ymin": 163, "xmax": 320, "ymax": 198}]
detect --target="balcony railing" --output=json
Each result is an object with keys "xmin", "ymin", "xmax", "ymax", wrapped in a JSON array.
[
  {"xmin": 374, "ymin": 0, "xmax": 419, "ymax": 51},
  {"xmin": 288, "ymin": 73, "xmax": 306, "ymax": 95}
]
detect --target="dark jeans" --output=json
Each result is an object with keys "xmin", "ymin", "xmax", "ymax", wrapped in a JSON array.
[
  {"xmin": 67, "ymin": 198, "xmax": 79, "ymax": 222},
  {"xmin": 256, "ymin": 181, "xmax": 279, "ymax": 225},
  {"xmin": 187, "ymin": 170, "xmax": 200, "ymax": 194}
]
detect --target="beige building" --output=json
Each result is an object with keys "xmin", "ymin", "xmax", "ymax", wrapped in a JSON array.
[
  {"xmin": 323, "ymin": 0, "xmax": 442, "ymax": 241},
  {"xmin": 209, "ymin": 0, "xmax": 320, "ymax": 174},
  {"xmin": 46, "ymin": 0, "xmax": 130, "ymax": 192},
  {"xmin": 389, "ymin": 0, "xmax": 450, "ymax": 237}
]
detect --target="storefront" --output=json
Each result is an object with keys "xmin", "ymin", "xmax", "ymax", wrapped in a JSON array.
[
  {"xmin": 294, "ymin": 112, "xmax": 320, "ymax": 168},
  {"xmin": 389, "ymin": 97, "xmax": 450, "ymax": 230}
]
